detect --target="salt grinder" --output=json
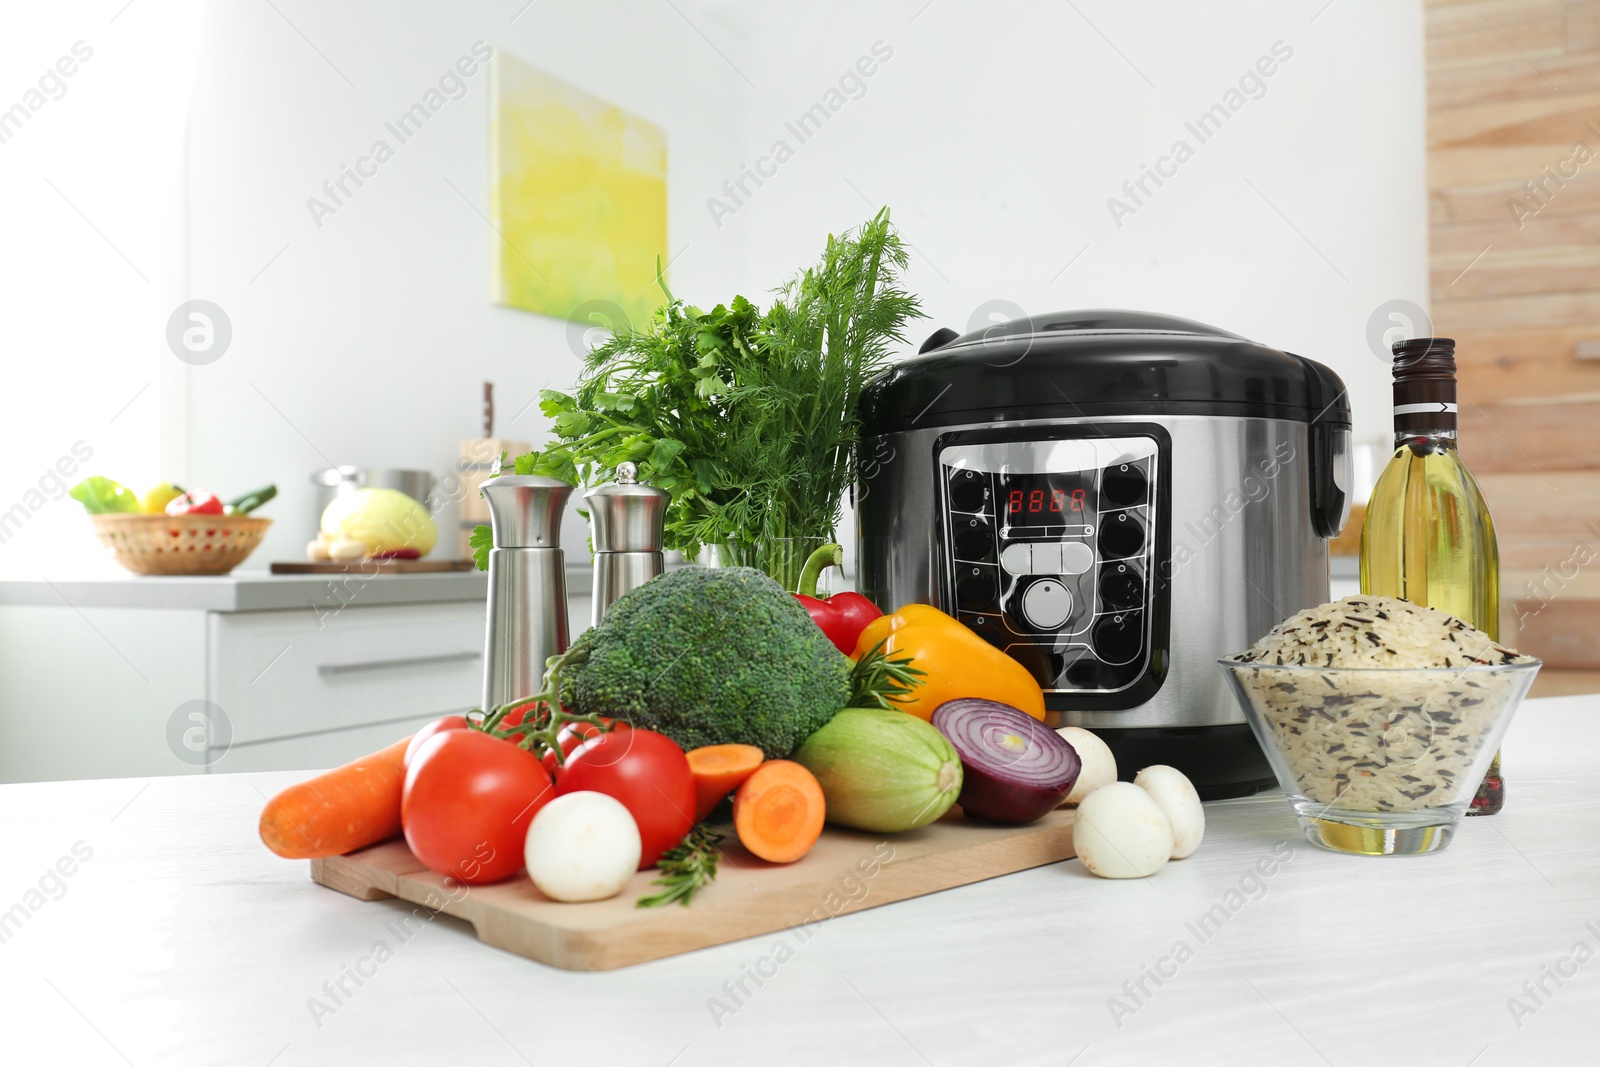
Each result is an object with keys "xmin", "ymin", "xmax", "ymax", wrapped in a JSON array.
[
  {"xmin": 479, "ymin": 475, "xmax": 573, "ymax": 711},
  {"xmin": 585, "ymin": 461, "xmax": 669, "ymax": 626}
]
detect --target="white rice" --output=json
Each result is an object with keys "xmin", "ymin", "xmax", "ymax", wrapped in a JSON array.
[{"xmin": 1227, "ymin": 596, "xmax": 1535, "ymax": 812}]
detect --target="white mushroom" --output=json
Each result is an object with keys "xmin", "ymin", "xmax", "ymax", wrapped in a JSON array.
[
  {"xmin": 1073, "ymin": 782, "xmax": 1174, "ymax": 879},
  {"xmin": 524, "ymin": 791, "xmax": 641, "ymax": 903},
  {"xmin": 306, "ymin": 537, "xmax": 332, "ymax": 561},
  {"xmin": 1134, "ymin": 765, "xmax": 1205, "ymax": 859},
  {"xmin": 1057, "ymin": 727, "xmax": 1118, "ymax": 805}
]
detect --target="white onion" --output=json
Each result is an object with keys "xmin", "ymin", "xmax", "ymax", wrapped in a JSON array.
[{"xmin": 525, "ymin": 791, "xmax": 641, "ymax": 902}]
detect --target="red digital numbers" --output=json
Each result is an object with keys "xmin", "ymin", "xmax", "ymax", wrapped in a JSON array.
[{"xmin": 1008, "ymin": 484, "xmax": 1088, "ymax": 516}]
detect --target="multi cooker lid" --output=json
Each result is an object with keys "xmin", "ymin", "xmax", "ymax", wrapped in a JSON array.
[{"xmin": 860, "ymin": 309, "xmax": 1351, "ymax": 434}]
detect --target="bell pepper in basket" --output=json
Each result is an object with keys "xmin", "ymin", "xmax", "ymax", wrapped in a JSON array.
[
  {"xmin": 794, "ymin": 543, "xmax": 883, "ymax": 655},
  {"xmin": 850, "ymin": 604, "xmax": 1046, "ymax": 722}
]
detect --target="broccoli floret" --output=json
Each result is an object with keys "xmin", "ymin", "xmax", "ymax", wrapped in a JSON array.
[{"xmin": 561, "ymin": 566, "xmax": 852, "ymax": 759}]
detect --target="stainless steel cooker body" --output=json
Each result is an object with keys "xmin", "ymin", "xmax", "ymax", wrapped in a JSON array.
[{"xmin": 856, "ymin": 412, "xmax": 1329, "ymax": 731}]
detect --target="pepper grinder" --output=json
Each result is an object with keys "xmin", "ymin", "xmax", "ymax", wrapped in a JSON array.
[
  {"xmin": 586, "ymin": 462, "xmax": 669, "ymax": 626},
  {"xmin": 479, "ymin": 475, "xmax": 573, "ymax": 711}
]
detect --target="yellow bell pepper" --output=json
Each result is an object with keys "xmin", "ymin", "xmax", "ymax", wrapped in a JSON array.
[{"xmin": 851, "ymin": 603, "xmax": 1046, "ymax": 722}]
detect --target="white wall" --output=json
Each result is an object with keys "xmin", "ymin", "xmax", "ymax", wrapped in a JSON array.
[
  {"xmin": 175, "ymin": 0, "xmax": 752, "ymax": 566},
  {"xmin": 0, "ymin": 1, "xmax": 206, "ymax": 577},
  {"xmin": 731, "ymin": 0, "xmax": 1426, "ymax": 446},
  {"xmin": 0, "ymin": 0, "xmax": 1424, "ymax": 578}
]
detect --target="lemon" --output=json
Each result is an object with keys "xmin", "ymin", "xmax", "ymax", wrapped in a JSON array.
[{"xmin": 141, "ymin": 482, "xmax": 185, "ymax": 514}]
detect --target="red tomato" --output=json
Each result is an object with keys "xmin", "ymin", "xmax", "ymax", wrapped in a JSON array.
[
  {"xmin": 403, "ymin": 715, "xmax": 469, "ymax": 769},
  {"xmin": 402, "ymin": 730, "xmax": 553, "ymax": 884},
  {"xmin": 166, "ymin": 491, "xmax": 224, "ymax": 516},
  {"xmin": 541, "ymin": 719, "xmax": 630, "ymax": 777},
  {"xmin": 557, "ymin": 729, "xmax": 694, "ymax": 869}
]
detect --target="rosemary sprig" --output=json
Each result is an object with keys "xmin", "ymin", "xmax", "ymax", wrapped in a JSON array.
[
  {"xmin": 636, "ymin": 825, "xmax": 724, "ymax": 908},
  {"xmin": 848, "ymin": 637, "xmax": 926, "ymax": 710}
]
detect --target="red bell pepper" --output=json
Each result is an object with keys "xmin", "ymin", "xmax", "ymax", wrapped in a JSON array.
[
  {"xmin": 166, "ymin": 490, "xmax": 225, "ymax": 516},
  {"xmin": 795, "ymin": 543, "xmax": 883, "ymax": 655}
]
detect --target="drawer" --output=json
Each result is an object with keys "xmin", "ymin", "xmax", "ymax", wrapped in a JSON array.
[
  {"xmin": 210, "ymin": 711, "xmax": 445, "ymax": 773},
  {"xmin": 209, "ymin": 602, "xmax": 485, "ymax": 745}
]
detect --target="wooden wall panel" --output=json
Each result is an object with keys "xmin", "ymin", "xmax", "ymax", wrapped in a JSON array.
[{"xmin": 1427, "ymin": 0, "xmax": 1600, "ymax": 665}]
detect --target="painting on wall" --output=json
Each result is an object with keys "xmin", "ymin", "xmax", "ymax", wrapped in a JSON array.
[{"xmin": 490, "ymin": 52, "xmax": 668, "ymax": 330}]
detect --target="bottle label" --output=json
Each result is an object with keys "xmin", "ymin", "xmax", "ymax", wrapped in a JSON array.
[{"xmin": 1393, "ymin": 381, "xmax": 1457, "ymax": 432}]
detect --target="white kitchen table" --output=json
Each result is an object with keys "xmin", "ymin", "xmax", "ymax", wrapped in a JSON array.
[{"xmin": 3, "ymin": 696, "xmax": 1596, "ymax": 1067}]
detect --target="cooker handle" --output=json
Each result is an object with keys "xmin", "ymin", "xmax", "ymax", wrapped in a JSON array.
[
  {"xmin": 1309, "ymin": 423, "xmax": 1352, "ymax": 538},
  {"xmin": 918, "ymin": 326, "xmax": 960, "ymax": 354}
]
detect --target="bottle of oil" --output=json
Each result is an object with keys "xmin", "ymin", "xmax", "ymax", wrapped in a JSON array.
[{"xmin": 1359, "ymin": 337, "xmax": 1503, "ymax": 814}]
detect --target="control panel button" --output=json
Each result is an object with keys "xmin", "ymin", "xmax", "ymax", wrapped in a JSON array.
[
  {"xmin": 1101, "ymin": 463, "xmax": 1148, "ymax": 507},
  {"xmin": 1000, "ymin": 542, "xmax": 1031, "ymax": 575},
  {"xmin": 1099, "ymin": 566, "xmax": 1144, "ymax": 611},
  {"xmin": 1021, "ymin": 578, "xmax": 1073, "ymax": 630},
  {"xmin": 956, "ymin": 566, "xmax": 997, "ymax": 608},
  {"xmin": 1097, "ymin": 512, "xmax": 1145, "ymax": 560},
  {"xmin": 1059, "ymin": 541, "xmax": 1094, "ymax": 575},
  {"xmin": 1092, "ymin": 613, "xmax": 1142, "ymax": 665},
  {"xmin": 948, "ymin": 469, "xmax": 987, "ymax": 512},
  {"xmin": 953, "ymin": 518, "xmax": 992, "ymax": 561}
]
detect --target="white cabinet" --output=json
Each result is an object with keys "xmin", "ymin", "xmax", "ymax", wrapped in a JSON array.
[
  {"xmin": 0, "ymin": 572, "xmax": 596, "ymax": 783},
  {"xmin": 208, "ymin": 602, "xmax": 484, "ymax": 747},
  {"xmin": 0, "ymin": 599, "xmax": 496, "ymax": 783}
]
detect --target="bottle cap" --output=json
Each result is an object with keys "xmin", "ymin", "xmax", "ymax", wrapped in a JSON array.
[
  {"xmin": 1391, "ymin": 337, "xmax": 1457, "ymax": 433},
  {"xmin": 586, "ymin": 463, "xmax": 670, "ymax": 553}
]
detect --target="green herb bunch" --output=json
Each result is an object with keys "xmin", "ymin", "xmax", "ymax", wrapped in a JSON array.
[{"xmin": 479, "ymin": 208, "xmax": 921, "ymax": 575}]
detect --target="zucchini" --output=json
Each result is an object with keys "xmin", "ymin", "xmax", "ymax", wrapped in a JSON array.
[{"xmin": 225, "ymin": 484, "xmax": 277, "ymax": 514}]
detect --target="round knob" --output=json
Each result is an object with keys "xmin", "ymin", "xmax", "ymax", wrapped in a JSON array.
[
  {"xmin": 1097, "ymin": 512, "xmax": 1145, "ymax": 560},
  {"xmin": 615, "ymin": 461, "xmax": 639, "ymax": 484},
  {"xmin": 1098, "ymin": 566, "xmax": 1144, "ymax": 611},
  {"xmin": 1021, "ymin": 578, "xmax": 1074, "ymax": 630},
  {"xmin": 1092, "ymin": 614, "xmax": 1141, "ymax": 665},
  {"xmin": 948, "ymin": 470, "xmax": 987, "ymax": 512},
  {"xmin": 1101, "ymin": 463, "xmax": 1147, "ymax": 507}
]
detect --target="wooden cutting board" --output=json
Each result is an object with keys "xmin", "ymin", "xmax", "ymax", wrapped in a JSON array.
[
  {"xmin": 311, "ymin": 809, "xmax": 1077, "ymax": 971},
  {"xmin": 270, "ymin": 559, "xmax": 476, "ymax": 574}
]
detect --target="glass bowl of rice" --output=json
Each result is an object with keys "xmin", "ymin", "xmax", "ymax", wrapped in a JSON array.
[{"xmin": 1219, "ymin": 596, "xmax": 1540, "ymax": 857}]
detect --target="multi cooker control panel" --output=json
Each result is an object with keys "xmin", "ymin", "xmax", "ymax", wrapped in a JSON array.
[{"xmin": 938, "ymin": 435, "xmax": 1161, "ymax": 696}]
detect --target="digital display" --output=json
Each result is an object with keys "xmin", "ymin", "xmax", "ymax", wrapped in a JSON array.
[
  {"xmin": 996, "ymin": 473, "xmax": 1095, "ymax": 525},
  {"xmin": 1005, "ymin": 487, "xmax": 1086, "ymax": 515}
]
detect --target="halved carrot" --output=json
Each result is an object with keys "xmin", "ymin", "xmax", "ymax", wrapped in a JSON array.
[
  {"xmin": 259, "ymin": 737, "xmax": 410, "ymax": 859},
  {"xmin": 732, "ymin": 759, "xmax": 826, "ymax": 864},
  {"xmin": 687, "ymin": 743, "xmax": 766, "ymax": 821}
]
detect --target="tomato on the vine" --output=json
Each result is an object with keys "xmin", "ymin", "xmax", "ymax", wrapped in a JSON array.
[
  {"xmin": 556, "ymin": 729, "xmax": 694, "ymax": 869},
  {"xmin": 541, "ymin": 719, "xmax": 630, "ymax": 777},
  {"xmin": 402, "ymin": 730, "xmax": 552, "ymax": 885},
  {"xmin": 404, "ymin": 715, "xmax": 469, "ymax": 769}
]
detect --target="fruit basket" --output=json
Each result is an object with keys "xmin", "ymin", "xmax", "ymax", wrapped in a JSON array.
[{"xmin": 90, "ymin": 513, "xmax": 272, "ymax": 576}]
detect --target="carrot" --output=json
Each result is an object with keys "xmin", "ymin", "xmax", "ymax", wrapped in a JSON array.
[
  {"xmin": 687, "ymin": 744, "xmax": 766, "ymax": 821},
  {"xmin": 732, "ymin": 760, "xmax": 826, "ymax": 864},
  {"xmin": 259, "ymin": 737, "xmax": 411, "ymax": 859}
]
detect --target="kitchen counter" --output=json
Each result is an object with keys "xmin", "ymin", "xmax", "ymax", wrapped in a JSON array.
[
  {"xmin": 4, "ymin": 696, "xmax": 1596, "ymax": 1066},
  {"xmin": 0, "ymin": 568, "xmax": 494, "ymax": 612}
]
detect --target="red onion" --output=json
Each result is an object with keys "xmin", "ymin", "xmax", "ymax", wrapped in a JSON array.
[{"xmin": 931, "ymin": 699, "xmax": 1081, "ymax": 824}]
